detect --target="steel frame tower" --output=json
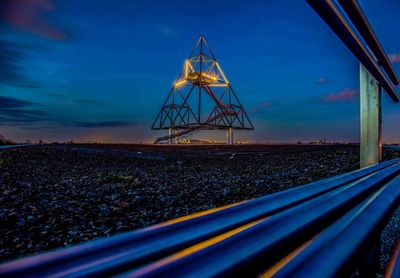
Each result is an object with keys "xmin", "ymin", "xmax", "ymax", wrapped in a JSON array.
[{"xmin": 152, "ymin": 36, "xmax": 254, "ymax": 144}]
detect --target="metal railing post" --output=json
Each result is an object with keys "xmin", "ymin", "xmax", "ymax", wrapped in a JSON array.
[
  {"xmin": 360, "ymin": 64, "xmax": 382, "ymax": 168},
  {"xmin": 168, "ymin": 128, "xmax": 173, "ymax": 144},
  {"xmin": 226, "ymin": 128, "xmax": 233, "ymax": 145}
]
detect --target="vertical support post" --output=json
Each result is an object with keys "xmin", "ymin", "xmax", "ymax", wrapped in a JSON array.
[
  {"xmin": 168, "ymin": 128, "xmax": 173, "ymax": 144},
  {"xmin": 360, "ymin": 64, "xmax": 382, "ymax": 168},
  {"xmin": 173, "ymin": 129, "xmax": 178, "ymax": 144},
  {"xmin": 226, "ymin": 128, "xmax": 233, "ymax": 145}
]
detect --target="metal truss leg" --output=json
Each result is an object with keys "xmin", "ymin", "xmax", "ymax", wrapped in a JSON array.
[
  {"xmin": 226, "ymin": 128, "xmax": 233, "ymax": 145},
  {"xmin": 360, "ymin": 64, "xmax": 382, "ymax": 168},
  {"xmin": 168, "ymin": 128, "xmax": 173, "ymax": 144},
  {"xmin": 173, "ymin": 129, "xmax": 178, "ymax": 144}
]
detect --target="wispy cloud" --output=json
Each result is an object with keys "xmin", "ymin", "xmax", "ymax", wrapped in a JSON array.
[
  {"xmin": 0, "ymin": 38, "xmax": 26, "ymax": 86},
  {"xmin": 0, "ymin": 96, "xmax": 138, "ymax": 128},
  {"xmin": 0, "ymin": 96, "xmax": 33, "ymax": 108},
  {"xmin": 0, "ymin": 0, "xmax": 67, "ymax": 40},
  {"xmin": 74, "ymin": 99, "xmax": 101, "ymax": 105},
  {"xmin": 1, "ymin": 109, "xmax": 46, "ymax": 117},
  {"xmin": 316, "ymin": 77, "xmax": 329, "ymax": 84},
  {"xmin": 158, "ymin": 24, "xmax": 177, "ymax": 36},
  {"xmin": 257, "ymin": 101, "xmax": 272, "ymax": 108},
  {"xmin": 0, "ymin": 95, "xmax": 48, "ymax": 125},
  {"xmin": 250, "ymin": 101, "xmax": 272, "ymax": 113},
  {"xmin": 73, "ymin": 121, "xmax": 139, "ymax": 128},
  {"xmin": 0, "ymin": 0, "xmax": 67, "ymax": 87},
  {"xmin": 306, "ymin": 88, "xmax": 358, "ymax": 104},
  {"xmin": 54, "ymin": 99, "xmax": 101, "ymax": 107},
  {"xmin": 323, "ymin": 88, "xmax": 357, "ymax": 103},
  {"xmin": 389, "ymin": 53, "xmax": 400, "ymax": 64}
]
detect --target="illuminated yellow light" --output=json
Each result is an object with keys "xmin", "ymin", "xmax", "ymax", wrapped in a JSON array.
[
  {"xmin": 187, "ymin": 61, "xmax": 195, "ymax": 72},
  {"xmin": 161, "ymin": 201, "xmax": 244, "ymax": 225},
  {"xmin": 144, "ymin": 217, "xmax": 265, "ymax": 271},
  {"xmin": 201, "ymin": 73, "xmax": 218, "ymax": 80},
  {"xmin": 184, "ymin": 60, "xmax": 188, "ymax": 78},
  {"xmin": 260, "ymin": 237, "xmax": 314, "ymax": 277},
  {"xmin": 215, "ymin": 62, "xmax": 229, "ymax": 83},
  {"xmin": 167, "ymin": 219, "xmax": 263, "ymax": 259},
  {"xmin": 174, "ymin": 79, "xmax": 187, "ymax": 87},
  {"xmin": 208, "ymin": 84, "xmax": 228, "ymax": 87}
]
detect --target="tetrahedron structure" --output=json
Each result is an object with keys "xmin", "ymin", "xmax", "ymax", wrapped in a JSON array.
[{"xmin": 152, "ymin": 36, "xmax": 254, "ymax": 144}]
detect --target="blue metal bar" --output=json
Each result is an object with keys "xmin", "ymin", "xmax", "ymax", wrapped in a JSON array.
[
  {"xmin": 306, "ymin": 0, "xmax": 399, "ymax": 102},
  {"xmin": 0, "ymin": 160, "xmax": 397, "ymax": 277},
  {"xmin": 338, "ymin": 0, "xmax": 399, "ymax": 86},
  {"xmin": 384, "ymin": 145, "xmax": 400, "ymax": 151},
  {"xmin": 274, "ymin": 175, "xmax": 400, "ymax": 278},
  {"xmin": 125, "ymin": 162, "xmax": 400, "ymax": 277},
  {"xmin": 0, "ymin": 144, "xmax": 33, "ymax": 150}
]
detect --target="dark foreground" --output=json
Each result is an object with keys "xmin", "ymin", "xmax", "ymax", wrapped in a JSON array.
[{"xmin": 0, "ymin": 144, "xmax": 399, "ymax": 271}]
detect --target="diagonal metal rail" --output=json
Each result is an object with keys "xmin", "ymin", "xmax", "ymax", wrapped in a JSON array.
[
  {"xmin": 125, "ymin": 161, "xmax": 400, "ymax": 277},
  {"xmin": 273, "ymin": 175, "xmax": 400, "ymax": 278},
  {"xmin": 0, "ymin": 159, "xmax": 398, "ymax": 277},
  {"xmin": 306, "ymin": 0, "xmax": 399, "ymax": 102}
]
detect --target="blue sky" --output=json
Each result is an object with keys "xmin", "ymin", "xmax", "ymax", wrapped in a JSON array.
[{"xmin": 0, "ymin": 0, "xmax": 399, "ymax": 143}]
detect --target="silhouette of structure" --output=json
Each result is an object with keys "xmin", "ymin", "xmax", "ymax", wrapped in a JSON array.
[{"xmin": 152, "ymin": 36, "xmax": 254, "ymax": 144}]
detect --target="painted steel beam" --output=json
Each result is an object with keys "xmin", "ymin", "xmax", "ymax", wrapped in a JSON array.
[
  {"xmin": 274, "ymin": 173, "xmax": 400, "ymax": 278},
  {"xmin": 0, "ymin": 160, "xmax": 397, "ymax": 277},
  {"xmin": 226, "ymin": 127, "xmax": 233, "ymax": 145},
  {"xmin": 338, "ymin": 0, "xmax": 399, "ymax": 86},
  {"xmin": 306, "ymin": 0, "xmax": 399, "ymax": 102},
  {"xmin": 126, "ymin": 162, "xmax": 400, "ymax": 277},
  {"xmin": 360, "ymin": 65, "xmax": 382, "ymax": 167}
]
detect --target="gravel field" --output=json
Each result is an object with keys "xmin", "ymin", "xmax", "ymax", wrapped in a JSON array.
[{"xmin": 0, "ymin": 143, "xmax": 399, "ymax": 274}]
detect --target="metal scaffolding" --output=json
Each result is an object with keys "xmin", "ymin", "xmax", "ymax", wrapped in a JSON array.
[{"xmin": 151, "ymin": 36, "xmax": 254, "ymax": 144}]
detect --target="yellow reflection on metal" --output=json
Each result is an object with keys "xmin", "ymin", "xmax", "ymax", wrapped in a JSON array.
[
  {"xmin": 215, "ymin": 62, "xmax": 229, "ymax": 83},
  {"xmin": 184, "ymin": 60, "xmax": 189, "ymax": 78},
  {"xmin": 147, "ymin": 218, "xmax": 265, "ymax": 270},
  {"xmin": 174, "ymin": 79, "xmax": 187, "ymax": 87},
  {"xmin": 168, "ymin": 218, "xmax": 264, "ymax": 259},
  {"xmin": 208, "ymin": 84, "xmax": 228, "ymax": 87},
  {"xmin": 174, "ymin": 57, "xmax": 229, "ymax": 88},
  {"xmin": 187, "ymin": 61, "xmax": 195, "ymax": 72},
  {"xmin": 201, "ymin": 73, "xmax": 218, "ymax": 81},
  {"xmin": 260, "ymin": 238, "xmax": 313, "ymax": 277},
  {"xmin": 162, "ymin": 200, "xmax": 245, "ymax": 225}
]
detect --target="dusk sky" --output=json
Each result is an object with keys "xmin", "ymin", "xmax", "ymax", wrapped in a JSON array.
[{"xmin": 0, "ymin": 0, "xmax": 400, "ymax": 143}]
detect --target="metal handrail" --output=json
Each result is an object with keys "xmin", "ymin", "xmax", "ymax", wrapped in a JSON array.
[
  {"xmin": 125, "ymin": 162, "xmax": 400, "ymax": 277},
  {"xmin": 306, "ymin": 0, "xmax": 399, "ymax": 102},
  {"xmin": 274, "ymin": 175, "xmax": 400, "ymax": 278},
  {"xmin": 1, "ymin": 159, "xmax": 397, "ymax": 277},
  {"xmin": 338, "ymin": 0, "xmax": 399, "ymax": 85}
]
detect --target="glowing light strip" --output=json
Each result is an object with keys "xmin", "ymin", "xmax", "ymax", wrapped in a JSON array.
[
  {"xmin": 184, "ymin": 60, "xmax": 188, "ymax": 78},
  {"xmin": 215, "ymin": 62, "xmax": 229, "ymax": 83},
  {"xmin": 174, "ymin": 79, "xmax": 187, "ymax": 87},
  {"xmin": 162, "ymin": 201, "xmax": 244, "ymax": 225},
  {"xmin": 208, "ymin": 84, "xmax": 228, "ymax": 87},
  {"xmin": 261, "ymin": 237, "xmax": 315, "ymax": 277},
  {"xmin": 210, "ymin": 62, "xmax": 216, "ymax": 71},
  {"xmin": 154, "ymin": 218, "xmax": 264, "ymax": 264},
  {"xmin": 201, "ymin": 73, "xmax": 218, "ymax": 80},
  {"xmin": 187, "ymin": 61, "xmax": 195, "ymax": 72}
]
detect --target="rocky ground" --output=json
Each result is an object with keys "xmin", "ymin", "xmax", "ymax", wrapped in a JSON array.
[{"xmin": 0, "ymin": 143, "xmax": 399, "ymax": 274}]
